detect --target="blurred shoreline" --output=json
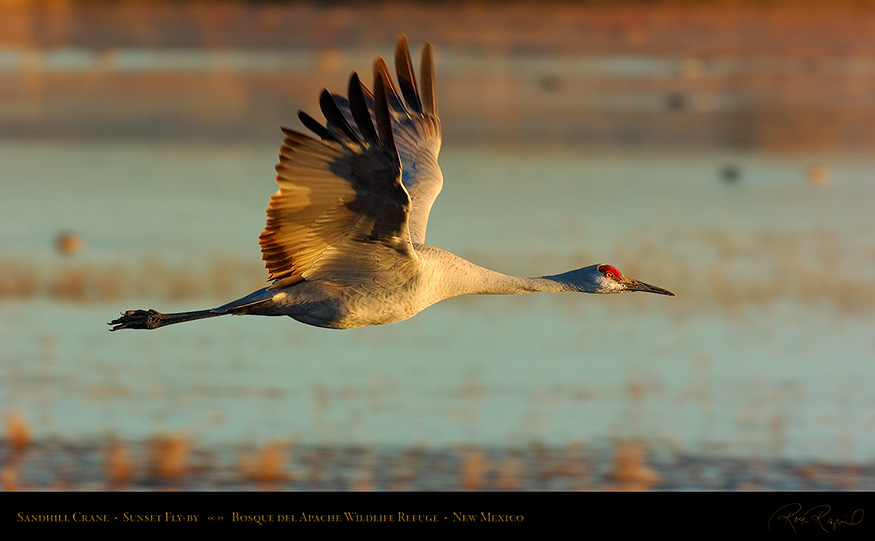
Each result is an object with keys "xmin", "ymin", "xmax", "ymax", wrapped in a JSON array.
[
  {"xmin": 4, "ymin": 436, "xmax": 874, "ymax": 491},
  {"xmin": 2, "ymin": 1, "xmax": 875, "ymax": 149}
]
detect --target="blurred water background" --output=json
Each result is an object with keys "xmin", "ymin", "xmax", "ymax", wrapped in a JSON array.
[{"xmin": 2, "ymin": 0, "xmax": 875, "ymax": 491}]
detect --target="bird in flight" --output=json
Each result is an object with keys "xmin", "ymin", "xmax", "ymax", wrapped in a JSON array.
[{"xmin": 109, "ymin": 35, "xmax": 674, "ymax": 332}]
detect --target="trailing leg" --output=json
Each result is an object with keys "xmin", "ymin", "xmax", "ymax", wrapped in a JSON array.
[{"xmin": 108, "ymin": 308, "xmax": 224, "ymax": 331}]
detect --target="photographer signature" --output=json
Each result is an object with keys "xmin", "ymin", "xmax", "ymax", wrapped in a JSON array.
[{"xmin": 768, "ymin": 503, "xmax": 863, "ymax": 533}]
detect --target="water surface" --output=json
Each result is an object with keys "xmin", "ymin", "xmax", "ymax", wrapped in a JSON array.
[{"xmin": 2, "ymin": 142, "xmax": 873, "ymax": 474}]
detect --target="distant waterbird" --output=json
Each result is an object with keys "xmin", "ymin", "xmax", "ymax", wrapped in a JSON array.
[{"xmin": 109, "ymin": 35, "xmax": 674, "ymax": 332}]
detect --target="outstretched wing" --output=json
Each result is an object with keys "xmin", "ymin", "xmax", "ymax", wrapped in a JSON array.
[
  {"xmin": 388, "ymin": 35, "xmax": 443, "ymax": 243},
  {"xmin": 259, "ymin": 69, "xmax": 417, "ymax": 290},
  {"xmin": 259, "ymin": 36, "xmax": 443, "ymax": 289},
  {"xmin": 330, "ymin": 35, "xmax": 443, "ymax": 243}
]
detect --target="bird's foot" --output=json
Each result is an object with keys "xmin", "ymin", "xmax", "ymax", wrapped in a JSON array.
[{"xmin": 108, "ymin": 309, "xmax": 164, "ymax": 331}]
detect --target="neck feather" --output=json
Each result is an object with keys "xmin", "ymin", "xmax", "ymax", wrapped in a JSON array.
[{"xmin": 419, "ymin": 246, "xmax": 591, "ymax": 299}]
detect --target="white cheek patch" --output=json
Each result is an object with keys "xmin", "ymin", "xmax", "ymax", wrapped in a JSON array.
[{"xmin": 597, "ymin": 276, "xmax": 624, "ymax": 293}]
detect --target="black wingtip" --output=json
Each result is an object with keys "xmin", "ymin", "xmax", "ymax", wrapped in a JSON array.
[
  {"xmin": 319, "ymin": 89, "xmax": 362, "ymax": 144},
  {"xmin": 296, "ymin": 110, "xmax": 338, "ymax": 142},
  {"xmin": 372, "ymin": 70, "xmax": 396, "ymax": 152},
  {"xmin": 348, "ymin": 72, "xmax": 380, "ymax": 146}
]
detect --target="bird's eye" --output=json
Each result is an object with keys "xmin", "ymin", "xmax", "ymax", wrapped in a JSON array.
[{"xmin": 598, "ymin": 264, "xmax": 622, "ymax": 281}]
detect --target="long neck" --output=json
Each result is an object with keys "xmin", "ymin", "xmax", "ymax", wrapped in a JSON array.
[
  {"xmin": 419, "ymin": 246, "xmax": 588, "ymax": 299},
  {"xmin": 459, "ymin": 267, "xmax": 584, "ymax": 295}
]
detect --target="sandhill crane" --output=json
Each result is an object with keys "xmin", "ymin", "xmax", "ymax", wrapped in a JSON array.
[{"xmin": 109, "ymin": 35, "xmax": 674, "ymax": 332}]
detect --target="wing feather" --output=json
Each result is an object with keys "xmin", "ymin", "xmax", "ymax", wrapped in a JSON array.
[
  {"xmin": 333, "ymin": 36, "xmax": 443, "ymax": 242},
  {"xmin": 420, "ymin": 42, "xmax": 438, "ymax": 117},
  {"xmin": 259, "ymin": 36, "xmax": 442, "ymax": 290},
  {"xmin": 388, "ymin": 35, "xmax": 442, "ymax": 242},
  {"xmin": 395, "ymin": 35, "xmax": 424, "ymax": 114},
  {"xmin": 348, "ymin": 73, "xmax": 380, "ymax": 147}
]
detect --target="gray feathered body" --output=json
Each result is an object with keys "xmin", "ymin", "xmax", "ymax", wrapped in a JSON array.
[{"xmin": 243, "ymin": 244, "xmax": 587, "ymax": 329}]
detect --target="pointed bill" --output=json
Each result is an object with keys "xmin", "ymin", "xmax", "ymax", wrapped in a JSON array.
[{"xmin": 623, "ymin": 277, "xmax": 676, "ymax": 296}]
